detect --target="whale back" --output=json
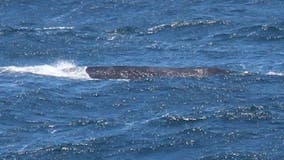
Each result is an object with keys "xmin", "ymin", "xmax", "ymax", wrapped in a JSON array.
[{"xmin": 85, "ymin": 66, "xmax": 231, "ymax": 79}]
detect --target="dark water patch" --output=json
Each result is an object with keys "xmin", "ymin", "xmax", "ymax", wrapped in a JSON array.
[
  {"xmin": 0, "ymin": 116, "xmax": 126, "ymax": 158},
  {"xmin": 0, "ymin": 136, "xmax": 111, "ymax": 160},
  {"xmin": 0, "ymin": 134, "xmax": 162, "ymax": 160}
]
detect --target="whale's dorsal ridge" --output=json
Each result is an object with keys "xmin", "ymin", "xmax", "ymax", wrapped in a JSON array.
[{"xmin": 85, "ymin": 66, "xmax": 231, "ymax": 79}]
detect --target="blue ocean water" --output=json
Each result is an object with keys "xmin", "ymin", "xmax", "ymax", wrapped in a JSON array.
[{"xmin": 0, "ymin": 0, "xmax": 284, "ymax": 159}]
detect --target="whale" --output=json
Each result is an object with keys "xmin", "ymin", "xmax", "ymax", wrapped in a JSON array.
[{"xmin": 85, "ymin": 66, "xmax": 232, "ymax": 79}]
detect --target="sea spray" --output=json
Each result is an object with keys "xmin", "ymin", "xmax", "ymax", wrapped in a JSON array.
[
  {"xmin": 0, "ymin": 61, "xmax": 91, "ymax": 80},
  {"xmin": 266, "ymin": 71, "xmax": 284, "ymax": 76}
]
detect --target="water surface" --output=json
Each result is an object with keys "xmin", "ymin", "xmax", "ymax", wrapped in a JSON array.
[{"xmin": 0, "ymin": 0, "xmax": 284, "ymax": 159}]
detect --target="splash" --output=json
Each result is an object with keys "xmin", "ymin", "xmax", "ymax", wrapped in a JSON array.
[
  {"xmin": 266, "ymin": 71, "xmax": 284, "ymax": 76},
  {"xmin": 0, "ymin": 61, "xmax": 91, "ymax": 80}
]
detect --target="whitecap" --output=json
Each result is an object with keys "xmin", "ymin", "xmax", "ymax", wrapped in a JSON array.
[
  {"xmin": 266, "ymin": 71, "xmax": 284, "ymax": 76},
  {"xmin": 0, "ymin": 61, "xmax": 91, "ymax": 80}
]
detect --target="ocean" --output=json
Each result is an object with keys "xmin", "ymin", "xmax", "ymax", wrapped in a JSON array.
[{"xmin": 0, "ymin": 0, "xmax": 284, "ymax": 159}]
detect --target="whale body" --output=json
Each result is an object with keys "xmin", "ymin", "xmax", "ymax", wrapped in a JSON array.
[{"xmin": 86, "ymin": 66, "xmax": 231, "ymax": 79}]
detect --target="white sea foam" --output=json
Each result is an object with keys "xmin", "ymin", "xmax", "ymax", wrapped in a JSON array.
[
  {"xmin": 41, "ymin": 26, "xmax": 74, "ymax": 30},
  {"xmin": 17, "ymin": 26, "xmax": 74, "ymax": 31},
  {"xmin": 0, "ymin": 61, "xmax": 91, "ymax": 80},
  {"xmin": 266, "ymin": 71, "xmax": 284, "ymax": 76}
]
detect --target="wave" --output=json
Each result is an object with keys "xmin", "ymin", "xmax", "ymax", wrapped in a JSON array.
[
  {"xmin": 0, "ymin": 25, "xmax": 74, "ymax": 35},
  {"xmin": 146, "ymin": 113, "xmax": 208, "ymax": 126},
  {"xmin": 201, "ymin": 152, "xmax": 267, "ymax": 160},
  {"xmin": 215, "ymin": 105, "xmax": 272, "ymax": 121},
  {"xmin": 266, "ymin": 71, "xmax": 284, "ymax": 76},
  {"xmin": 147, "ymin": 20, "xmax": 227, "ymax": 34},
  {"xmin": 0, "ymin": 61, "xmax": 90, "ymax": 80},
  {"xmin": 212, "ymin": 24, "xmax": 284, "ymax": 41},
  {"xmin": 108, "ymin": 26, "xmax": 140, "ymax": 35}
]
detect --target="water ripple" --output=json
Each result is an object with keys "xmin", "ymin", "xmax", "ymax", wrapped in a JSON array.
[
  {"xmin": 201, "ymin": 152, "xmax": 267, "ymax": 160},
  {"xmin": 215, "ymin": 105, "xmax": 273, "ymax": 121},
  {"xmin": 0, "ymin": 25, "xmax": 74, "ymax": 35},
  {"xmin": 212, "ymin": 24, "xmax": 284, "ymax": 41},
  {"xmin": 147, "ymin": 20, "xmax": 228, "ymax": 34},
  {"xmin": 147, "ymin": 113, "xmax": 208, "ymax": 126}
]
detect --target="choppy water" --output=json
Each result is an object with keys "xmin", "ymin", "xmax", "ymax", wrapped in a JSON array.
[{"xmin": 1, "ymin": 0, "xmax": 284, "ymax": 159}]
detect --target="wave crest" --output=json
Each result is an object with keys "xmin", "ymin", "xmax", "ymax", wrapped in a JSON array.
[
  {"xmin": 266, "ymin": 71, "xmax": 284, "ymax": 76},
  {"xmin": 147, "ymin": 20, "xmax": 227, "ymax": 34}
]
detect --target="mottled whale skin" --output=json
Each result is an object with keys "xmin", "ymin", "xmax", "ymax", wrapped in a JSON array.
[{"xmin": 86, "ymin": 66, "xmax": 231, "ymax": 79}]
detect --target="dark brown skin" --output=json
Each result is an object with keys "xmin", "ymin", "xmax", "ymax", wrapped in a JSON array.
[{"xmin": 86, "ymin": 66, "xmax": 232, "ymax": 79}]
